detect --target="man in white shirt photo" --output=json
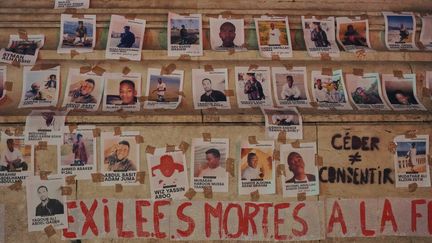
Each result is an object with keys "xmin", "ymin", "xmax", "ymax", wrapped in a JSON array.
[
  {"xmin": 152, "ymin": 78, "xmax": 167, "ymax": 102},
  {"xmin": 241, "ymin": 152, "xmax": 262, "ymax": 180},
  {"xmin": 280, "ymin": 75, "xmax": 301, "ymax": 100},
  {"xmin": 198, "ymin": 148, "xmax": 226, "ymax": 177},
  {"xmin": 268, "ymin": 22, "xmax": 281, "ymax": 45},
  {"xmin": 314, "ymin": 79, "xmax": 329, "ymax": 102},
  {"xmin": 0, "ymin": 139, "xmax": 28, "ymax": 172}
]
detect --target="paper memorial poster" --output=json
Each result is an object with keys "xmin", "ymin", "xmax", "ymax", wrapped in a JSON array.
[
  {"xmin": 62, "ymin": 68, "xmax": 104, "ymax": 111},
  {"xmin": 18, "ymin": 65, "xmax": 60, "ymax": 108},
  {"xmin": 58, "ymin": 14, "xmax": 96, "ymax": 53},
  {"xmin": 382, "ymin": 73, "xmax": 425, "ymax": 110},
  {"xmin": 262, "ymin": 107, "xmax": 303, "ymax": 140},
  {"xmin": 336, "ymin": 17, "xmax": 372, "ymax": 52},
  {"xmin": 301, "ymin": 16, "xmax": 340, "ymax": 57},
  {"xmin": 168, "ymin": 12, "xmax": 203, "ymax": 56},
  {"xmin": 345, "ymin": 73, "xmax": 390, "ymax": 110},
  {"xmin": 0, "ymin": 34, "xmax": 44, "ymax": 66},
  {"xmin": 58, "ymin": 125, "xmax": 96, "ymax": 180},
  {"xmin": 280, "ymin": 143, "xmax": 319, "ymax": 197},
  {"xmin": 0, "ymin": 66, "xmax": 6, "ymax": 102},
  {"xmin": 311, "ymin": 69, "xmax": 352, "ymax": 110},
  {"xmin": 105, "ymin": 15, "xmax": 146, "ymax": 61},
  {"xmin": 254, "ymin": 16, "xmax": 293, "ymax": 58},
  {"xmin": 146, "ymin": 146, "xmax": 189, "ymax": 200},
  {"xmin": 383, "ymin": 12, "xmax": 418, "ymax": 51},
  {"xmin": 144, "ymin": 68, "xmax": 184, "ymax": 109},
  {"xmin": 102, "ymin": 72, "xmax": 141, "ymax": 111},
  {"xmin": 192, "ymin": 68, "xmax": 230, "ymax": 109},
  {"xmin": 24, "ymin": 110, "xmax": 66, "ymax": 145},
  {"xmin": 235, "ymin": 66, "xmax": 273, "ymax": 108},
  {"xmin": 419, "ymin": 15, "xmax": 432, "ymax": 50},
  {"xmin": 100, "ymin": 131, "xmax": 140, "ymax": 185},
  {"xmin": 393, "ymin": 135, "xmax": 430, "ymax": 188},
  {"xmin": 54, "ymin": 0, "xmax": 90, "ymax": 9},
  {"xmin": 427, "ymin": 71, "xmax": 432, "ymax": 99},
  {"xmin": 26, "ymin": 176, "xmax": 67, "ymax": 231},
  {"xmin": 209, "ymin": 17, "xmax": 247, "ymax": 51},
  {"xmin": 191, "ymin": 138, "xmax": 229, "ymax": 192},
  {"xmin": 272, "ymin": 66, "xmax": 311, "ymax": 107},
  {"xmin": 239, "ymin": 140, "xmax": 275, "ymax": 195},
  {"xmin": 0, "ymin": 131, "xmax": 33, "ymax": 186}
]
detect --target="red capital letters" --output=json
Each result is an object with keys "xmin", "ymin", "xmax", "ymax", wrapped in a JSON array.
[
  {"xmin": 411, "ymin": 199, "xmax": 426, "ymax": 233},
  {"xmin": 81, "ymin": 200, "xmax": 99, "ymax": 236},
  {"xmin": 223, "ymin": 203, "xmax": 243, "ymax": 239},
  {"xmin": 63, "ymin": 201, "xmax": 78, "ymax": 238},
  {"xmin": 243, "ymin": 202, "xmax": 260, "ymax": 236},
  {"xmin": 360, "ymin": 201, "xmax": 375, "ymax": 236},
  {"xmin": 380, "ymin": 199, "xmax": 398, "ymax": 233},
  {"xmin": 176, "ymin": 202, "xmax": 195, "ymax": 237},
  {"xmin": 274, "ymin": 203, "xmax": 290, "ymax": 240},
  {"xmin": 135, "ymin": 200, "xmax": 151, "ymax": 237},
  {"xmin": 327, "ymin": 200, "xmax": 347, "ymax": 235},
  {"xmin": 204, "ymin": 202, "xmax": 223, "ymax": 238},
  {"xmin": 258, "ymin": 203, "xmax": 272, "ymax": 238},
  {"xmin": 292, "ymin": 203, "xmax": 308, "ymax": 237},
  {"xmin": 116, "ymin": 202, "xmax": 134, "ymax": 238},
  {"xmin": 153, "ymin": 200, "xmax": 170, "ymax": 239}
]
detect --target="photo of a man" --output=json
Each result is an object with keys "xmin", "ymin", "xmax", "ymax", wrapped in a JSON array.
[
  {"xmin": 285, "ymin": 152, "xmax": 316, "ymax": 183},
  {"xmin": 0, "ymin": 139, "xmax": 28, "ymax": 172},
  {"xmin": 280, "ymin": 75, "xmax": 300, "ymax": 100},
  {"xmin": 200, "ymin": 78, "xmax": 227, "ymax": 102},
  {"xmin": 218, "ymin": 22, "xmax": 238, "ymax": 49},
  {"xmin": 69, "ymin": 78, "xmax": 97, "ymax": 103},
  {"xmin": 58, "ymin": 14, "xmax": 95, "ymax": 53},
  {"xmin": 71, "ymin": 134, "xmax": 88, "ymax": 166},
  {"xmin": 117, "ymin": 26, "xmax": 135, "ymax": 48},
  {"xmin": 268, "ymin": 22, "xmax": 281, "ymax": 45},
  {"xmin": 75, "ymin": 20, "xmax": 87, "ymax": 45},
  {"xmin": 313, "ymin": 78, "xmax": 329, "ymax": 102},
  {"xmin": 311, "ymin": 22, "xmax": 330, "ymax": 47},
  {"xmin": 241, "ymin": 152, "xmax": 263, "ymax": 180},
  {"xmin": 35, "ymin": 185, "xmax": 64, "ymax": 217},
  {"xmin": 106, "ymin": 140, "xmax": 137, "ymax": 171},
  {"xmin": 210, "ymin": 18, "xmax": 245, "ymax": 51},
  {"xmin": 152, "ymin": 78, "xmax": 167, "ymax": 102},
  {"xmin": 44, "ymin": 74, "xmax": 57, "ymax": 89},
  {"xmin": 24, "ymin": 83, "xmax": 43, "ymax": 100},
  {"xmin": 244, "ymin": 73, "xmax": 265, "ymax": 100},
  {"xmin": 382, "ymin": 74, "xmax": 425, "ymax": 111},
  {"xmin": 197, "ymin": 148, "xmax": 225, "ymax": 177}
]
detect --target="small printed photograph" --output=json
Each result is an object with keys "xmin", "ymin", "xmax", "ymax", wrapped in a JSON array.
[
  {"xmin": 394, "ymin": 135, "xmax": 430, "ymax": 188},
  {"xmin": 18, "ymin": 66, "xmax": 60, "ymax": 108},
  {"xmin": 191, "ymin": 138, "xmax": 229, "ymax": 192},
  {"xmin": 58, "ymin": 14, "xmax": 96, "ymax": 53},
  {"xmin": 382, "ymin": 74, "xmax": 425, "ymax": 110},
  {"xmin": 272, "ymin": 66, "xmax": 311, "ymax": 107},
  {"xmin": 0, "ymin": 35, "xmax": 45, "ymax": 66},
  {"xmin": 420, "ymin": 16, "xmax": 432, "ymax": 50},
  {"xmin": 106, "ymin": 15, "xmax": 146, "ymax": 61},
  {"xmin": 311, "ymin": 70, "xmax": 352, "ymax": 110},
  {"xmin": 192, "ymin": 68, "xmax": 230, "ymax": 109},
  {"xmin": 280, "ymin": 143, "xmax": 319, "ymax": 197},
  {"xmin": 239, "ymin": 141, "xmax": 275, "ymax": 195},
  {"xmin": 58, "ymin": 126, "xmax": 96, "ymax": 180},
  {"xmin": 0, "ymin": 66, "xmax": 6, "ymax": 101},
  {"xmin": 209, "ymin": 17, "xmax": 247, "ymax": 51},
  {"xmin": 262, "ymin": 107, "xmax": 303, "ymax": 140},
  {"xmin": 383, "ymin": 12, "xmax": 417, "ymax": 50},
  {"xmin": 24, "ymin": 110, "xmax": 66, "ymax": 145},
  {"xmin": 144, "ymin": 68, "xmax": 184, "ymax": 109},
  {"xmin": 103, "ymin": 73, "xmax": 141, "ymax": 111},
  {"xmin": 336, "ymin": 18, "xmax": 371, "ymax": 52},
  {"xmin": 235, "ymin": 66, "xmax": 273, "ymax": 108},
  {"xmin": 54, "ymin": 0, "xmax": 90, "ymax": 9},
  {"xmin": 345, "ymin": 73, "xmax": 390, "ymax": 110},
  {"xmin": 255, "ymin": 17, "xmax": 293, "ymax": 58},
  {"xmin": 302, "ymin": 16, "xmax": 340, "ymax": 57},
  {"xmin": 62, "ymin": 68, "xmax": 104, "ymax": 111},
  {"xmin": 26, "ymin": 176, "xmax": 67, "ymax": 231},
  {"xmin": 0, "ymin": 132, "xmax": 33, "ymax": 186},
  {"xmin": 146, "ymin": 147, "xmax": 189, "ymax": 199},
  {"xmin": 168, "ymin": 13, "xmax": 202, "ymax": 56},
  {"xmin": 100, "ymin": 131, "xmax": 140, "ymax": 185}
]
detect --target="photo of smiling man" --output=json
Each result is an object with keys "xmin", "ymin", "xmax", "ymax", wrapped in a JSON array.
[
  {"xmin": 103, "ymin": 73, "xmax": 141, "ymax": 111},
  {"xmin": 280, "ymin": 143, "xmax": 319, "ymax": 197}
]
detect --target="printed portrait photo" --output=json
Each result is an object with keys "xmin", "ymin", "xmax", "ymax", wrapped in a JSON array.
[
  {"xmin": 170, "ymin": 17, "xmax": 200, "ymax": 45},
  {"xmin": 282, "ymin": 147, "xmax": 317, "ymax": 184},
  {"xmin": 396, "ymin": 141, "xmax": 427, "ymax": 174},
  {"xmin": 19, "ymin": 67, "xmax": 60, "ymax": 108},
  {"xmin": 103, "ymin": 73, "xmax": 141, "ymax": 111},
  {"xmin": 267, "ymin": 109, "xmax": 300, "ymax": 126},
  {"xmin": 147, "ymin": 74, "xmax": 181, "ymax": 103},
  {"xmin": 313, "ymin": 74, "xmax": 346, "ymax": 103},
  {"xmin": 336, "ymin": 18, "xmax": 371, "ymax": 51},
  {"xmin": 346, "ymin": 74, "xmax": 384, "ymax": 105},
  {"xmin": 193, "ymin": 144, "xmax": 227, "ymax": 178},
  {"xmin": 210, "ymin": 18, "xmax": 246, "ymax": 51},
  {"xmin": 192, "ymin": 69, "xmax": 229, "ymax": 109},
  {"xmin": 108, "ymin": 16, "xmax": 143, "ymax": 49},
  {"xmin": 240, "ymin": 147, "xmax": 273, "ymax": 181},
  {"xmin": 58, "ymin": 14, "xmax": 95, "ymax": 52},
  {"xmin": 63, "ymin": 70, "xmax": 104, "ymax": 110},
  {"xmin": 257, "ymin": 20, "xmax": 289, "ymax": 46},
  {"xmin": 384, "ymin": 78, "xmax": 418, "ymax": 105},
  {"xmin": 5, "ymin": 38, "xmax": 41, "ymax": 56},
  {"xmin": 304, "ymin": 20, "xmax": 332, "ymax": 48},
  {"xmin": 61, "ymin": 132, "xmax": 94, "ymax": 166},
  {"xmin": 0, "ymin": 135, "xmax": 32, "ymax": 173},
  {"xmin": 0, "ymin": 35, "xmax": 45, "ymax": 65},
  {"xmin": 386, "ymin": 15, "xmax": 415, "ymax": 44},
  {"xmin": 274, "ymin": 72, "xmax": 307, "ymax": 101},
  {"xmin": 102, "ymin": 136, "xmax": 138, "ymax": 172}
]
